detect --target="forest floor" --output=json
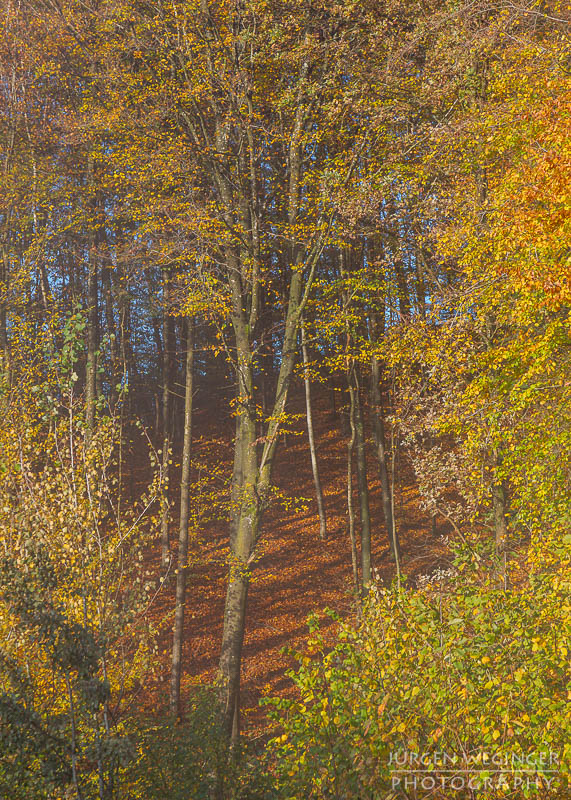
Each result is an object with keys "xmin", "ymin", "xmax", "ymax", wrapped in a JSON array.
[{"xmin": 136, "ymin": 385, "xmax": 451, "ymax": 736}]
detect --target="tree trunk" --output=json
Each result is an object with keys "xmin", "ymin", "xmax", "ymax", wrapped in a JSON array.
[
  {"xmin": 300, "ymin": 318, "xmax": 326, "ymax": 539},
  {"xmin": 117, "ymin": 275, "xmax": 138, "ymax": 410},
  {"xmin": 219, "ymin": 414, "xmax": 258, "ymax": 746},
  {"xmin": 160, "ymin": 269, "xmax": 173, "ymax": 569},
  {"xmin": 341, "ymin": 247, "xmax": 371, "ymax": 594},
  {"xmin": 219, "ymin": 272, "xmax": 260, "ymax": 745},
  {"xmin": 219, "ymin": 241, "xmax": 314, "ymax": 744},
  {"xmin": 370, "ymin": 353, "xmax": 399, "ymax": 561},
  {"xmin": 492, "ymin": 482, "xmax": 507, "ymax": 553},
  {"xmin": 393, "ymin": 254, "xmax": 410, "ymax": 318},
  {"xmin": 346, "ymin": 389, "xmax": 359, "ymax": 596},
  {"xmin": 170, "ymin": 317, "xmax": 194, "ymax": 716},
  {"xmin": 100, "ymin": 240, "xmax": 119, "ymax": 407},
  {"xmin": 85, "ymin": 241, "xmax": 98, "ymax": 438},
  {"xmin": 85, "ymin": 154, "xmax": 99, "ymax": 439},
  {"xmin": 215, "ymin": 26, "xmax": 329, "ymax": 748},
  {"xmin": 352, "ymin": 371, "xmax": 372, "ymax": 592},
  {"xmin": 0, "ymin": 247, "xmax": 10, "ymax": 381}
]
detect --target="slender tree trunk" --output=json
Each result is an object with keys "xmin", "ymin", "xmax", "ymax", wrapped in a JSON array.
[
  {"xmin": 492, "ymin": 482, "xmax": 507, "ymax": 553},
  {"xmin": 425, "ymin": 431, "xmax": 438, "ymax": 537},
  {"xmin": 346, "ymin": 391, "xmax": 359, "ymax": 595},
  {"xmin": 371, "ymin": 353, "xmax": 399, "ymax": 561},
  {"xmin": 85, "ymin": 155, "xmax": 99, "ymax": 438},
  {"xmin": 85, "ymin": 237, "xmax": 98, "ymax": 438},
  {"xmin": 351, "ymin": 370, "xmax": 372, "ymax": 592},
  {"xmin": 170, "ymin": 317, "xmax": 194, "ymax": 716},
  {"xmin": 300, "ymin": 318, "xmax": 326, "ymax": 539},
  {"xmin": 144, "ymin": 269, "xmax": 164, "ymax": 370},
  {"xmin": 219, "ymin": 247, "xmax": 313, "ymax": 744},
  {"xmin": 115, "ymin": 270, "xmax": 130, "ymax": 388},
  {"xmin": 388, "ymin": 414, "xmax": 402, "ymax": 590},
  {"xmin": 413, "ymin": 247, "xmax": 427, "ymax": 318},
  {"xmin": 340, "ymin": 247, "xmax": 371, "ymax": 592},
  {"xmin": 0, "ymin": 247, "xmax": 10, "ymax": 381},
  {"xmin": 216, "ymin": 37, "xmax": 327, "ymax": 748},
  {"xmin": 100, "ymin": 239, "xmax": 119, "ymax": 407},
  {"xmin": 393, "ymin": 254, "xmax": 410, "ymax": 318},
  {"xmin": 161, "ymin": 269, "xmax": 173, "ymax": 569},
  {"xmin": 38, "ymin": 261, "xmax": 51, "ymax": 316},
  {"xmin": 386, "ymin": 206, "xmax": 410, "ymax": 319}
]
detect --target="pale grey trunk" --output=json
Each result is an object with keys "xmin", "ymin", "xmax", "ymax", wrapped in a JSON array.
[
  {"xmin": 346, "ymin": 391, "xmax": 359, "ymax": 595},
  {"xmin": 85, "ymin": 241, "xmax": 98, "ymax": 438},
  {"xmin": 300, "ymin": 318, "xmax": 326, "ymax": 539},
  {"xmin": 170, "ymin": 318, "xmax": 194, "ymax": 715},
  {"xmin": 0, "ymin": 247, "xmax": 10, "ymax": 381},
  {"xmin": 160, "ymin": 270, "xmax": 173, "ymax": 569},
  {"xmin": 370, "ymin": 354, "xmax": 399, "ymax": 561},
  {"xmin": 85, "ymin": 154, "xmax": 99, "ymax": 438}
]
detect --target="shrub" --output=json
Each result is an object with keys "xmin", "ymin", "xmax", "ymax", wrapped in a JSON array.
[
  {"xmin": 128, "ymin": 688, "xmax": 273, "ymax": 800},
  {"xmin": 266, "ymin": 537, "xmax": 570, "ymax": 799}
]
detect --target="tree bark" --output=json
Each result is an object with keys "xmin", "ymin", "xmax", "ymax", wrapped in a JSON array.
[
  {"xmin": 85, "ymin": 238, "xmax": 98, "ymax": 438},
  {"xmin": 219, "ymin": 239, "xmax": 316, "ymax": 744},
  {"xmin": 0, "ymin": 246, "xmax": 10, "ymax": 381},
  {"xmin": 370, "ymin": 353, "xmax": 399, "ymax": 561},
  {"xmin": 84, "ymin": 153, "xmax": 99, "ymax": 438},
  {"xmin": 492, "ymin": 481, "xmax": 507, "ymax": 553},
  {"xmin": 300, "ymin": 317, "xmax": 326, "ymax": 539},
  {"xmin": 217, "ymin": 46, "xmax": 324, "ymax": 745},
  {"xmin": 160, "ymin": 269, "xmax": 173, "ymax": 569},
  {"xmin": 352, "ymin": 370, "xmax": 372, "ymax": 592},
  {"xmin": 346, "ymin": 385, "xmax": 359, "ymax": 595},
  {"xmin": 170, "ymin": 317, "xmax": 194, "ymax": 716}
]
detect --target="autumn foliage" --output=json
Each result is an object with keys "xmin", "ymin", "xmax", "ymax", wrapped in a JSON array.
[{"xmin": 0, "ymin": 0, "xmax": 569, "ymax": 797}]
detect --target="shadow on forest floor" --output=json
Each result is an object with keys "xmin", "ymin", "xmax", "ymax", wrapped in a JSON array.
[{"xmin": 138, "ymin": 386, "xmax": 452, "ymax": 733}]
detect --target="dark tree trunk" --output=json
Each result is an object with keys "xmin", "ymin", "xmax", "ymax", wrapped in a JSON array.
[{"xmin": 370, "ymin": 353, "xmax": 399, "ymax": 561}]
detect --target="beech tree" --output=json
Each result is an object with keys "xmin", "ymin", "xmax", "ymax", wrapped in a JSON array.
[{"xmin": 91, "ymin": 0, "xmax": 435, "ymax": 738}]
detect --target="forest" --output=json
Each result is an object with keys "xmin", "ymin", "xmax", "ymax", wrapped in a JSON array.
[{"xmin": 0, "ymin": 0, "xmax": 569, "ymax": 797}]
